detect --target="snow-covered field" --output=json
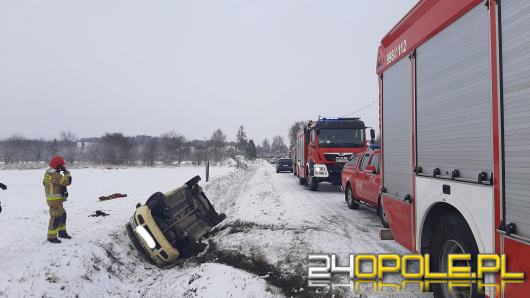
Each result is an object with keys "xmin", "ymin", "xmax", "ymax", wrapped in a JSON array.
[{"xmin": 0, "ymin": 162, "xmax": 429, "ymax": 297}]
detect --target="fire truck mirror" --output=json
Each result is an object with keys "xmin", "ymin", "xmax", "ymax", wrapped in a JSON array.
[{"xmin": 370, "ymin": 128, "xmax": 376, "ymax": 140}]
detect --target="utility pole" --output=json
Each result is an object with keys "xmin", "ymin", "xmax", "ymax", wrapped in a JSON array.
[{"xmin": 204, "ymin": 137, "xmax": 210, "ymax": 182}]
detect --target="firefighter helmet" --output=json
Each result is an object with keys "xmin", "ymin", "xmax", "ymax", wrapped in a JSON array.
[{"xmin": 49, "ymin": 156, "xmax": 65, "ymax": 170}]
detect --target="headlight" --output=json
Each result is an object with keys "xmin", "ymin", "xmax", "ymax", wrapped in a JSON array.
[
  {"xmin": 313, "ymin": 164, "xmax": 329, "ymax": 177},
  {"xmin": 135, "ymin": 225, "xmax": 156, "ymax": 249}
]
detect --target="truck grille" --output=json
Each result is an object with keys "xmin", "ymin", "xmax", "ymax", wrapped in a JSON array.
[
  {"xmin": 326, "ymin": 162, "xmax": 345, "ymax": 174},
  {"xmin": 324, "ymin": 153, "xmax": 352, "ymax": 162}
]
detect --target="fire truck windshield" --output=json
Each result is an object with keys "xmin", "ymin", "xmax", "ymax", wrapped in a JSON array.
[{"xmin": 317, "ymin": 128, "xmax": 364, "ymax": 148}]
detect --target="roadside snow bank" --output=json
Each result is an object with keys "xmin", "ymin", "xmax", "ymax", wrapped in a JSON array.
[
  {"xmin": 142, "ymin": 263, "xmax": 280, "ymax": 297},
  {"xmin": 221, "ymin": 155, "xmax": 252, "ymax": 169}
]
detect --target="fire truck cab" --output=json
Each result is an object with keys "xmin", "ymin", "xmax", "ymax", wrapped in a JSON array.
[
  {"xmin": 378, "ymin": 1, "xmax": 530, "ymax": 297},
  {"xmin": 295, "ymin": 117, "xmax": 370, "ymax": 191}
]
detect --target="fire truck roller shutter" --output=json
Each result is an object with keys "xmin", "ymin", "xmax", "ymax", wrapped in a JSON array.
[
  {"xmin": 382, "ymin": 57, "xmax": 413, "ymax": 199},
  {"xmin": 416, "ymin": 4, "xmax": 492, "ymax": 182},
  {"xmin": 501, "ymin": 0, "xmax": 530, "ymax": 240}
]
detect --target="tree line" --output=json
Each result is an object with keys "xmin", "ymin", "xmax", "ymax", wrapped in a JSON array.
[{"xmin": 0, "ymin": 126, "xmax": 290, "ymax": 166}]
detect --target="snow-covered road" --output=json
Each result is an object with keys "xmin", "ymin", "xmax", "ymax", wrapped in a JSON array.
[
  {"xmin": 203, "ymin": 162, "xmax": 425, "ymax": 298},
  {"xmin": 0, "ymin": 162, "xmax": 427, "ymax": 298}
]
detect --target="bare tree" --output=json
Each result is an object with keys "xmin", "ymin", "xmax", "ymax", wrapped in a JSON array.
[
  {"xmin": 246, "ymin": 139, "xmax": 257, "ymax": 159},
  {"xmin": 59, "ymin": 131, "xmax": 78, "ymax": 164},
  {"xmin": 1, "ymin": 134, "xmax": 27, "ymax": 164},
  {"xmin": 271, "ymin": 135, "xmax": 288, "ymax": 157},
  {"xmin": 209, "ymin": 128, "xmax": 227, "ymax": 162},
  {"xmin": 236, "ymin": 125, "xmax": 248, "ymax": 151},
  {"xmin": 288, "ymin": 121, "xmax": 307, "ymax": 150},
  {"xmin": 160, "ymin": 131, "xmax": 186, "ymax": 165},
  {"xmin": 92, "ymin": 133, "xmax": 132, "ymax": 165},
  {"xmin": 259, "ymin": 138, "xmax": 271, "ymax": 157},
  {"xmin": 28, "ymin": 139, "xmax": 46, "ymax": 162},
  {"xmin": 142, "ymin": 138, "xmax": 158, "ymax": 166}
]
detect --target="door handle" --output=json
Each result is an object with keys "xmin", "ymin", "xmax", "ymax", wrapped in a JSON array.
[{"xmin": 404, "ymin": 194, "xmax": 412, "ymax": 203}]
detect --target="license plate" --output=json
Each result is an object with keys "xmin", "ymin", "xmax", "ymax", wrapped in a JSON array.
[{"xmin": 336, "ymin": 157, "xmax": 348, "ymax": 162}]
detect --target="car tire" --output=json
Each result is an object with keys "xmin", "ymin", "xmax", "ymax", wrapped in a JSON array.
[
  {"xmin": 346, "ymin": 186, "xmax": 359, "ymax": 209},
  {"xmin": 308, "ymin": 175, "xmax": 319, "ymax": 191},
  {"xmin": 429, "ymin": 211, "xmax": 481, "ymax": 298},
  {"xmin": 146, "ymin": 192, "xmax": 163, "ymax": 209},
  {"xmin": 276, "ymin": 169, "xmax": 280, "ymax": 173},
  {"xmin": 378, "ymin": 200, "xmax": 389, "ymax": 228}
]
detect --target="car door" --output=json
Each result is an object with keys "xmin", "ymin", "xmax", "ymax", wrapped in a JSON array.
[
  {"xmin": 363, "ymin": 153, "xmax": 380, "ymax": 206},
  {"xmin": 355, "ymin": 154, "xmax": 371, "ymax": 199}
]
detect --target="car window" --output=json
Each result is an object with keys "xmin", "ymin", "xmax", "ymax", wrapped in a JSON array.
[
  {"xmin": 359, "ymin": 154, "xmax": 370, "ymax": 171},
  {"xmin": 346, "ymin": 155, "xmax": 357, "ymax": 167},
  {"xmin": 368, "ymin": 154, "xmax": 379, "ymax": 173},
  {"xmin": 279, "ymin": 159, "xmax": 292, "ymax": 165}
]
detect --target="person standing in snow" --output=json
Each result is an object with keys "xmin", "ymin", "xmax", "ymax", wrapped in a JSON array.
[
  {"xmin": 0, "ymin": 182, "xmax": 6, "ymax": 214},
  {"xmin": 43, "ymin": 156, "xmax": 72, "ymax": 243}
]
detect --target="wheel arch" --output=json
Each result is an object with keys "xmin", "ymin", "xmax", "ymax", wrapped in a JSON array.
[
  {"xmin": 419, "ymin": 202, "xmax": 480, "ymax": 254},
  {"xmin": 345, "ymin": 181, "xmax": 352, "ymax": 199}
]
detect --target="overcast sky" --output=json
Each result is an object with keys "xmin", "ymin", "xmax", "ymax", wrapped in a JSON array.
[{"xmin": 0, "ymin": 0, "xmax": 417, "ymax": 143}]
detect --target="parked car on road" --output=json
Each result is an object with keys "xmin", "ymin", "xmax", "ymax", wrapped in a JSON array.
[
  {"xmin": 341, "ymin": 148, "xmax": 388, "ymax": 227},
  {"xmin": 276, "ymin": 158, "xmax": 293, "ymax": 173}
]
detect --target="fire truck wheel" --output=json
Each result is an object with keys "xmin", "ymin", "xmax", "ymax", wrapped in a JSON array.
[
  {"xmin": 346, "ymin": 185, "xmax": 359, "ymax": 209},
  {"xmin": 378, "ymin": 202, "xmax": 389, "ymax": 228},
  {"xmin": 298, "ymin": 177, "xmax": 306, "ymax": 185},
  {"xmin": 308, "ymin": 176, "xmax": 319, "ymax": 191},
  {"xmin": 429, "ymin": 211, "xmax": 481, "ymax": 298}
]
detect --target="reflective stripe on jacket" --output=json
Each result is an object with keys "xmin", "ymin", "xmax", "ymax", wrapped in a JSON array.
[{"xmin": 43, "ymin": 168, "xmax": 72, "ymax": 202}]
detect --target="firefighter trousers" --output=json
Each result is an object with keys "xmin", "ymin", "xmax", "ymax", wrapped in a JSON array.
[{"xmin": 47, "ymin": 201, "xmax": 67, "ymax": 240}]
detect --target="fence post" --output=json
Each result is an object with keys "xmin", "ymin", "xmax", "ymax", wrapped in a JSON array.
[{"xmin": 205, "ymin": 160, "xmax": 210, "ymax": 182}]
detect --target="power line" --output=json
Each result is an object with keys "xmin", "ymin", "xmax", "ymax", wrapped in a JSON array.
[{"xmin": 339, "ymin": 100, "xmax": 378, "ymax": 118}]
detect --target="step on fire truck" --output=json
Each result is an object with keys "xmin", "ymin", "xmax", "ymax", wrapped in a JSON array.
[
  {"xmin": 378, "ymin": 0, "xmax": 530, "ymax": 297},
  {"xmin": 294, "ymin": 117, "xmax": 373, "ymax": 191}
]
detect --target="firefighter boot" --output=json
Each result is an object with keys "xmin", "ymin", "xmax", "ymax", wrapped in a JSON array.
[
  {"xmin": 48, "ymin": 202, "xmax": 66, "ymax": 242},
  {"xmin": 58, "ymin": 230, "xmax": 72, "ymax": 239}
]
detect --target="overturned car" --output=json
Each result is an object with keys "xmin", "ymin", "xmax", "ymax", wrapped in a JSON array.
[{"xmin": 126, "ymin": 175, "xmax": 225, "ymax": 266}]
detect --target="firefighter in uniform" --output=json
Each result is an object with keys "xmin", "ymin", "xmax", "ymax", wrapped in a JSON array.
[{"xmin": 43, "ymin": 156, "xmax": 72, "ymax": 243}]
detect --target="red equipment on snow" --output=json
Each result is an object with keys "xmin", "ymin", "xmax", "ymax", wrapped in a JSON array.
[{"xmin": 99, "ymin": 193, "xmax": 127, "ymax": 201}]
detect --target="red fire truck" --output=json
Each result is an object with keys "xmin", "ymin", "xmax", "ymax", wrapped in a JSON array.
[
  {"xmin": 378, "ymin": 0, "xmax": 530, "ymax": 297},
  {"xmin": 294, "ymin": 117, "xmax": 372, "ymax": 191}
]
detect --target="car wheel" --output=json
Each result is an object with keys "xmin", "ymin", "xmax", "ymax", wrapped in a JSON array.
[
  {"xmin": 346, "ymin": 186, "xmax": 359, "ymax": 209},
  {"xmin": 378, "ymin": 200, "xmax": 389, "ymax": 228},
  {"xmin": 276, "ymin": 169, "xmax": 280, "ymax": 173},
  {"xmin": 430, "ymin": 212, "xmax": 481, "ymax": 298},
  {"xmin": 146, "ymin": 192, "xmax": 163, "ymax": 209},
  {"xmin": 308, "ymin": 175, "xmax": 319, "ymax": 191}
]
